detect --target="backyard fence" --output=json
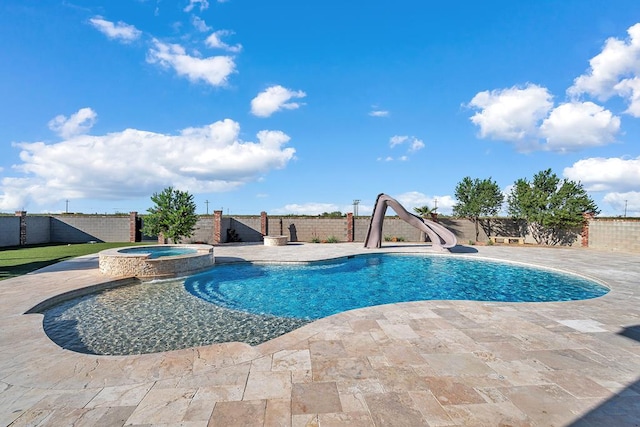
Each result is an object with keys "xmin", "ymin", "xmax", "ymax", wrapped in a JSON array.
[{"xmin": 1, "ymin": 211, "xmax": 639, "ymax": 253}]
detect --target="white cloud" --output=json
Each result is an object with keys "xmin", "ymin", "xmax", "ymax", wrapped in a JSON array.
[
  {"xmin": 539, "ymin": 102, "xmax": 620, "ymax": 152},
  {"xmin": 147, "ymin": 39, "xmax": 236, "ymax": 87},
  {"xmin": 395, "ymin": 191, "xmax": 455, "ymax": 215},
  {"xmin": 192, "ymin": 16, "xmax": 211, "ymax": 32},
  {"xmin": 369, "ymin": 110, "xmax": 389, "ymax": 117},
  {"xmin": 47, "ymin": 108, "xmax": 97, "ymax": 138},
  {"xmin": 468, "ymin": 84, "xmax": 553, "ymax": 142},
  {"xmin": 205, "ymin": 30, "xmax": 242, "ymax": 52},
  {"xmin": 389, "ymin": 135, "xmax": 408, "ymax": 147},
  {"xmin": 89, "ymin": 16, "xmax": 141, "ymax": 43},
  {"xmin": 272, "ymin": 203, "xmax": 339, "ymax": 215},
  {"xmin": 603, "ymin": 191, "xmax": 640, "ymax": 216},
  {"xmin": 250, "ymin": 85, "xmax": 306, "ymax": 118},
  {"xmin": 409, "ymin": 138, "xmax": 425, "ymax": 152},
  {"xmin": 568, "ymin": 23, "xmax": 640, "ymax": 102},
  {"xmin": 563, "ymin": 157, "xmax": 640, "ymax": 192},
  {"xmin": 0, "ymin": 116, "xmax": 295, "ymax": 211},
  {"xmin": 614, "ymin": 77, "xmax": 640, "ymax": 117},
  {"xmin": 184, "ymin": 0, "xmax": 209, "ymax": 12},
  {"xmin": 385, "ymin": 135, "xmax": 424, "ymax": 160}
]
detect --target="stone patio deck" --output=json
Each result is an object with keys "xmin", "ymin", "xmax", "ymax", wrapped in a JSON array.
[{"xmin": 1, "ymin": 243, "xmax": 639, "ymax": 426}]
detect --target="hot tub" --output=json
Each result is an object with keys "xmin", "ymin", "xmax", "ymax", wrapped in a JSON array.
[{"xmin": 99, "ymin": 244, "xmax": 214, "ymax": 279}]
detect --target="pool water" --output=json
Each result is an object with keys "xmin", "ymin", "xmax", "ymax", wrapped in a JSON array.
[
  {"xmin": 118, "ymin": 246, "xmax": 197, "ymax": 259},
  {"xmin": 185, "ymin": 254, "xmax": 608, "ymax": 320},
  {"xmin": 41, "ymin": 254, "xmax": 608, "ymax": 355}
]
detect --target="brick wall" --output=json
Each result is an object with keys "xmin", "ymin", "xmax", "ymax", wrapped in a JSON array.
[
  {"xmin": 2, "ymin": 212, "xmax": 638, "ymax": 250},
  {"xmin": 269, "ymin": 217, "xmax": 349, "ymax": 242},
  {"xmin": 188, "ymin": 216, "xmax": 215, "ymax": 244},
  {"xmin": 50, "ymin": 215, "xmax": 131, "ymax": 243},
  {"xmin": 0, "ymin": 216, "xmax": 20, "ymax": 247},
  {"xmin": 25, "ymin": 216, "xmax": 51, "ymax": 245},
  {"xmin": 587, "ymin": 218, "xmax": 640, "ymax": 253}
]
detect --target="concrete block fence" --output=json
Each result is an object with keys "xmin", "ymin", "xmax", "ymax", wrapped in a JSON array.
[{"xmin": 1, "ymin": 211, "xmax": 639, "ymax": 253}]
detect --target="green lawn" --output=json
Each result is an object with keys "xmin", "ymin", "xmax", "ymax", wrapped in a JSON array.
[{"xmin": 0, "ymin": 242, "xmax": 152, "ymax": 280}]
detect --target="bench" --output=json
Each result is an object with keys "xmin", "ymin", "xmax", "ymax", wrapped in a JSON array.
[{"xmin": 489, "ymin": 236, "xmax": 525, "ymax": 245}]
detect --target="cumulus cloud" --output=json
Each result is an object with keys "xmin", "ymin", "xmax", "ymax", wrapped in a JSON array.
[
  {"xmin": 369, "ymin": 110, "xmax": 389, "ymax": 117},
  {"xmin": 147, "ymin": 39, "xmax": 235, "ymax": 87},
  {"xmin": 563, "ymin": 156, "xmax": 640, "ymax": 192},
  {"xmin": 539, "ymin": 102, "xmax": 620, "ymax": 152},
  {"xmin": 603, "ymin": 191, "xmax": 640, "ymax": 216},
  {"xmin": 389, "ymin": 135, "xmax": 408, "ymax": 147},
  {"xmin": 395, "ymin": 191, "xmax": 456, "ymax": 215},
  {"xmin": 468, "ymin": 84, "xmax": 553, "ymax": 142},
  {"xmin": 205, "ymin": 30, "xmax": 242, "ymax": 52},
  {"xmin": 250, "ymin": 85, "xmax": 306, "ymax": 117},
  {"xmin": 89, "ymin": 16, "xmax": 142, "ymax": 43},
  {"xmin": 468, "ymin": 84, "xmax": 621, "ymax": 152},
  {"xmin": 184, "ymin": 0, "xmax": 209, "ymax": 12},
  {"xmin": 615, "ymin": 77, "xmax": 640, "ymax": 117},
  {"xmin": 0, "ymin": 116, "xmax": 296, "ymax": 211},
  {"xmin": 47, "ymin": 108, "xmax": 97, "ymax": 139},
  {"xmin": 384, "ymin": 135, "xmax": 424, "ymax": 160},
  {"xmin": 272, "ymin": 203, "xmax": 340, "ymax": 215},
  {"xmin": 568, "ymin": 23, "xmax": 640, "ymax": 103},
  {"xmin": 192, "ymin": 16, "xmax": 211, "ymax": 32}
]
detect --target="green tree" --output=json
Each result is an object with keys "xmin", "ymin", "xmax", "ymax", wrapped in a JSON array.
[
  {"xmin": 507, "ymin": 169, "xmax": 599, "ymax": 245},
  {"xmin": 142, "ymin": 187, "xmax": 198, "ymax": 243},
  {"xmin": 413, "ymin": 205, "xmax": 436, "ymax": 218},
  {"xmin": 453, "ymin": 177, "xmax": 504, "ymax": 241},
  {"xmin": 320, "ymin": 211, "xmax": 344, "ymax": 218}
]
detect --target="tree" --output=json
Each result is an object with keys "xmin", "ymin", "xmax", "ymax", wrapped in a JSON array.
[
  {"xmin": 453, "ymin": 177, "xmax": 504, "ymax": 241},
  {"xmin": 413, "ymin": 205, "xmax": 436, "ymax": 218},
  {"xmin": 507, "ymin": 169, "xmax": 599, "ymax": 245},
  {"xmin": 142, "ymin": 187, "xmax": 198, "ymax": 243},
  {"xmin": 320, "ymin": 211, "xmax": 344, "ymax": 218}
]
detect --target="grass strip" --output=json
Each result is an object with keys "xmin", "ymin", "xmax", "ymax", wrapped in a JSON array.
[{"xmin": 0, "ymin": 242, "xmax": 152, "ymax": 280}]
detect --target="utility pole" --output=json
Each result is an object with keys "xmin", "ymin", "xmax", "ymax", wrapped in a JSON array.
[
  {"xmin": 205, "ymin": 200, "xmax": 209, "ymax": 215},
  {"xmin": 624, "ymin": 199, "xmax": 628, "ymax": 217},
  {"xmin": 353, "ymin": 199, "xmax": 360, "ymax": 216},
  {"xmin": 434, "ymin": 198, "xmax": 438, "ymax": 212},
  {"xmin": 65, "ymin": 200, "xmax": 69, "ymax": 213}
]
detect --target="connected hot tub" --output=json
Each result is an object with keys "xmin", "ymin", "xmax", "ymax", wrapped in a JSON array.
[{"xmin": 99, "ymin": 244, "xmax": 215, "ymax": 279}]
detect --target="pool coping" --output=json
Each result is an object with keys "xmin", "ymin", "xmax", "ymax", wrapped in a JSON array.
[{"xmin": 1, "ymin": 243, "xmax": 639, "ymax": 425}]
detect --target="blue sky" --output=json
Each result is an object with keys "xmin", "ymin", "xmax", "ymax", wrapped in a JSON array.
[{"xmin": 2, "ymin": 1, "xmax": 640, "ymax": 217}]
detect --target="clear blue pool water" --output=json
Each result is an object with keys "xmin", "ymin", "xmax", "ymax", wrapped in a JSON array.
[
  {"xmin": 118, "ymin": 246, "xmax": 197, "ymax": 259},
  {"xmin": 185, "ymin": 254, "xmax": 608, "ymax": 320},
  {"xmin": 41, "ymin": 253, "xmax": 609, "ymax": 355}
]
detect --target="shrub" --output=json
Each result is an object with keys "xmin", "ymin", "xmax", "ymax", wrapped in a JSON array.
[{"xmin": 326, "ymin": 236, "xmax": 339, "ymax": 243}]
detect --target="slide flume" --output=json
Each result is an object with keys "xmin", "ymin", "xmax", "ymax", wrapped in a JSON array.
[{"xmin": 364, "ymin": 193, "xmax": 457, "ymax": 250}]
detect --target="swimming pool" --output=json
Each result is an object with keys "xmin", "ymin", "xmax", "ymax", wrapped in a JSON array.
[
  {"xmin": 185, "ymin": 254, "xmax": 608, "ymax": 320},
  {"xmin": 41, "ymin": 253, "xmax": 608, "ymax": 355}
]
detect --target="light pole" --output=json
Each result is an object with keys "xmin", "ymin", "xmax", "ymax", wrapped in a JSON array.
[{"xmin": 353, "ymin": 199, "xmax": 360, "ymax": 216}]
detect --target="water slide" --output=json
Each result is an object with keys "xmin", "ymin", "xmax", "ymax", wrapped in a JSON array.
[{"xmin": 364, "ymin": 193, "xmax": 457, "ymax": 250}]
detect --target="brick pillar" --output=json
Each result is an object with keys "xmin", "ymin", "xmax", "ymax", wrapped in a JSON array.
[
  {"xmin": 213, "ymin": 210, "xmax": 222, "ymax": 244},
  {"xmin": 129, "ymin": 212, "xmax": 137, "ymax": 243},
  {"xmin": 260, "ymin": 211, "xmax": 268, "ymax": 236},
  {"xmin": 347, "ymin": 213, "xmax": 354, "ymax": 242},
  {"xmin": 15, "ymin": 211, "xmax": 27, "ymax": 246},
  {"xmin": 581, "ymin": 212, "xmax": 594, "ymax": 248}
]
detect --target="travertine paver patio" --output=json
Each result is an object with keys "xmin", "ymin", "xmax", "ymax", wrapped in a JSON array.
[{"xmin": 1, "ymin": 243, "xmax": 639, "ymax": 426}]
